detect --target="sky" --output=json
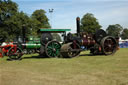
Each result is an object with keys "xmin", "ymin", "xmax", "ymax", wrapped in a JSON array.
[{"xmin": 12, "ymin": 0, "xmax": 128, "ymax": 33}]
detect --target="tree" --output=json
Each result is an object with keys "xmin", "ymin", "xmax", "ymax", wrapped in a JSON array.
[
  {"xmin": 31, "ymin": 9, "xmax": 50, "ymax": 28},
  {"xmin": 31, "ymin": 9, "xmax": 51, "ymax": 37},
  {"xmin": 106, "ymin": 24, "xmax": 123, "ymax": 37},
  {"xmin": 121, "ymin": 28, "xmax": 128, "ymax": 39},
  {"xmin": 0, "ymin": 0, "xmax": 19, "ymax": 41},
  {"xmin": 81, "ymin": 13, "xmax": 101, "ymax": 33},
  {"xmin": 0, "ymin": 0, "xmax": 51, "ymax": 41},
  {"xmin": 0, "ymin": 0, "xmax": 32, "ymax": 41},
  {"xmin": 0, "ymin": 0, "xmax": 18, "ymax": 22}
]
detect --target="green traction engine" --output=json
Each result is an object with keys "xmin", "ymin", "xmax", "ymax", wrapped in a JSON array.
[
  {"xmin": 22, "ymin": 36, "xmax": 41, "ymax": 54},
  {"xmin": 39, "ymin": 29, "xmax": 71, "ymax": 58}
]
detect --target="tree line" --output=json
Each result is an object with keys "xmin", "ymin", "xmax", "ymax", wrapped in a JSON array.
[
  {"xmin": 80, "ymin": 13, "xmax": 128, "ymax": 39},
  {"xmin": 0, "ymin": 0, "xmax": 128, "ymax": 42},
  {"xmin": 0, "ymin": 0, "xmax": 50, "ymax": 42}
]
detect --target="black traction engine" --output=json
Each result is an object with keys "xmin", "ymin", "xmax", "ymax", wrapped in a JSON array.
[{"xmin": 60, "ymin": 17, "xmax": 118, "ymax": 58}]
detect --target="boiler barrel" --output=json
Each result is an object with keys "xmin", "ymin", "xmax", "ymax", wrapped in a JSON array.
[
  {"xmin": 22, "ymin": 43, "xmax": 41, "ymax": 49},
  {"xmin": 81, "ymin": 38, "xmax": 96, "ymax": 46}
]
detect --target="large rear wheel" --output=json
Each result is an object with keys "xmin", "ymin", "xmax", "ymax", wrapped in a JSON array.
[{"xmin": 101, "ymin": 36, "xmax": 117, "ymax": 55}]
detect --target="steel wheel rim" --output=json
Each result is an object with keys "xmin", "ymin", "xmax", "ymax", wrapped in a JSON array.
[
  {"xmin": 8, "ymin": 47, "xmax": 22, "ymax": 60},
  {"xmin": 68, "ymin": 43, "xmax": 80, "ymax": 57},
  {"xmin": 60, "ymin": 42, "xmax": 81, "ymax": 58},
  {"xmin": 101, "ymin": 36, "xmax": 117, "ymax": 55},
  {"xmin": 45, "ymin": 41, "xmax": 61, "ymax": 58}
]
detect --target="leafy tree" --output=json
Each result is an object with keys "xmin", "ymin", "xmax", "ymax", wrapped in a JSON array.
[
  {"xmin": 16, "ymin": 11, "xmax": 32, "ymax": 37},
  {"xmin": 0, "ymin": 0, "xmax": 19, "ymax": 41},
  {"xmin": 106, "ymin": 24, "xmax": 123, "ymax": 37},
  {"xmin": 0, "ymin": 0, "xmax": 51, "ymax": 41},
  {"xmin": 31, "ymin": 9, "xmax": 51, "ymax": 37},
  {"xmin": 0, "ymin": 0, "xmax": 18, "ymax": 21},
  {"xmin": 81, "ymin": 13, "xmax": 101, "ymax": 33},
  {"xmin": 0, "ymin": 0, "xmax": 32, "ymax": 41},
  {"xmin": 31, "ymin": 9, "xmax": 50, "ymax": 28},
  {"xmin": 121, "ymin": 28, "xmax": 128, "ymax": 39},
  {"xmin": 29, "ymin": 18, "xmax": 41, "ymax": 37}
]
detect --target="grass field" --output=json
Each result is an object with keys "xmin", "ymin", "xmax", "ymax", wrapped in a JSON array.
[{"xmin": 0, "ymin": 48, "xmax": 128, "ymax": 85}]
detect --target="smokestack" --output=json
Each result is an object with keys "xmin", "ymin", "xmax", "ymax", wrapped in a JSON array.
[
  {"xmin": 76, "ymin": 17, "xmax": 80, "ymax": 36},
  {"xmin": 22, "ymin": 25, "xmax": 26, "ymax": 43}
]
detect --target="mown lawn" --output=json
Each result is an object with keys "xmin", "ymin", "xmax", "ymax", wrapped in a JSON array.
[{"xmin": 0, "ymin": 48, "xmax": 128, "ymax": 85}]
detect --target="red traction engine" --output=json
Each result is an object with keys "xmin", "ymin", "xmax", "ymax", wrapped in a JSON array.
[
  {"xmin": 0, "ymin": 43, "xmax": 22, "ymax": 60},
  {"xmin": 0, "ymin": 44, "xmax": 14, "ymax": 57}
]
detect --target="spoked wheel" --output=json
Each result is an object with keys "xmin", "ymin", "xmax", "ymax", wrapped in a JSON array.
[
  {"xmin": 7, "ymin": 47, "xmax": 23, "ymax": 60},
  {"xmin": 45, "ymin": 41, "xmax": 61, "ymax": 58},
  {"xmin": 101, "ymin": 36, "xmax": 117, "ymax": 55},
  {"xmin": 61, "ymin": 42, "xmax": 81, "ymax": 58}
]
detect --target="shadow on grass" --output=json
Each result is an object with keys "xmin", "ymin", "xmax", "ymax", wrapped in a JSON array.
[
  {"xmin": 79, "ymin": 53, "xmax": 106, "ymax": 57},
  {"xmin": 6, "ymin": 55, "xmax": 49, "ymax": 61},
  {"xmin": 22, "ymin": 55, "xmax": 80, "ymax": 60},
  {"xmin": 6, "ymin": 53, "xmax": 106, "ymax": 61},
  {"xmin": 23, "ymin": 55, "xmax": 49, "ymax": 59},
  {"xmin": 80, "ymin": 54, "xmax": 93, "ymax": 56}
]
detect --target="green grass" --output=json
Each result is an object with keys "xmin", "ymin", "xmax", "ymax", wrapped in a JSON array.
[{"xmin": 0, "ymin": 48, "xmax": 128, "ymax": 85}]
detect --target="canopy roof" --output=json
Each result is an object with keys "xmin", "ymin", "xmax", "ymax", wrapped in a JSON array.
[{"xmin": 39, "ymin": 29, "xmax": 71, "ymax": 33}]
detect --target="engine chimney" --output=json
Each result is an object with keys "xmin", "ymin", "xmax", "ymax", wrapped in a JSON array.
[
  {"xmin": 76, "ymin": 17, "xmax": 80, "ymax": 36},
  {"xmin": 22, "ymin": 25, "xmax": 26, "ymax": 43}
]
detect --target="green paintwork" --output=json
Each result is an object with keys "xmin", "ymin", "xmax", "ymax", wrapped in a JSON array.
[
  {"xmin": 46, "ymin": 41, "xmax": 61, "ymax": 57},
  {"xmin": 25, "ymin": 36, "xmax": 41, "ymax": 49},
  {"xmin": 26, "ymin": 43, "xmax": 41, "ymax": 49},
  {"xmin": 40, "ymin": 29, "xmax": 71, "ymax": 33}
]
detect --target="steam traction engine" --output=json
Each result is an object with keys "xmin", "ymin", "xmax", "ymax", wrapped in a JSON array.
[
  {"xmin": 1, "ymin": 17, "xmax": 118, "ymax": 60},
  {"xmin": 0, "ymin": 27, "xmax": 41, "ymax": 60},
  {"xmin": 39, "ymin": 29, "xmax": 70, "ymax": 58},
  {"xmin": 39, "ymin": 17, "xmax": 118, "ymax": 58},
  {"xmin": 60, "ymin": 17, "xmax": 118, "ymax": 58}
]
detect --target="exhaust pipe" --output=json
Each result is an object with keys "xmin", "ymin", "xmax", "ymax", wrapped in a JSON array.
[
  {"xmin": 76, "ymin": 17, "xmax": 80, "ymax": 36},
  {"xmin": 22, "ymin": 25, "xmax": 26, "ymax": 43}
]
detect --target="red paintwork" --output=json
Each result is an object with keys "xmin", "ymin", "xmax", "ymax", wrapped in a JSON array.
[
  {"xmin": 0, "ymin": 44, "xmax": 17, "ymax": 58},
  {"xmin": 82, "ymin": 38, "xmax": 95, "ymax": 46}
]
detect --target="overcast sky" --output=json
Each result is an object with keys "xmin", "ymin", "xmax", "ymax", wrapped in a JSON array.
[{"xmin": 12, "ymin": 0, "xmax": 128, "ymax": 33}]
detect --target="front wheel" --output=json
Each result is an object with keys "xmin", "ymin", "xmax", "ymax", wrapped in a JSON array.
[
  {"xmin": 60, "ymin": 42, "xmax": 81, "ymax": 58},
  {"xmin": 7, "ymin": 47, "xmax": 23, "ymax": 60}
]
